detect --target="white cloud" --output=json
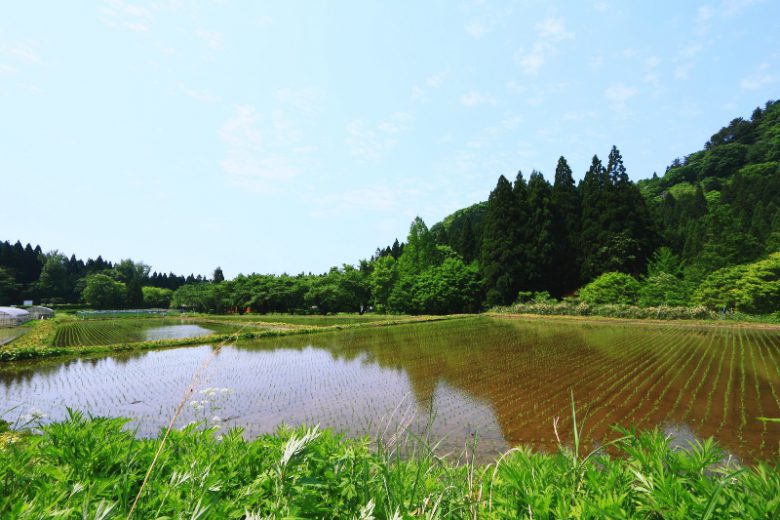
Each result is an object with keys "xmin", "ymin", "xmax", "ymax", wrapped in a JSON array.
[
  {"xmin": 195, "ymin": 27, "xmax": 222, "ymax": 50},
  {"xmin": 256, "ymin": 15, "xmax": 273, "ymax": 27},
  {"xmin": 515, "ymin": 43, "xmax": 550, "ymax": 75},
  {"xmin": 593, "ymin": 2, "xmax": 608, "ymax": 12},
  {"xmin": 514, "ymin": 18, "xmax": 573, "ymax": 75},
  {"xmin": 465, "ymin": 20, "xmax": 488, "ymax": 38},
  {"xmin": 275, "ymin": 87, "xmax": 321, "ymax": 114},
  {"xmin": 219, "ymin": 105, "xmax": 311, "ymax": 193},
  {"xmin": 563, "ymin": 110, "xmax": 597, "ymax": 122},
  {"xmin": 312, "ymin": 185, "xmax": 423, "ymax": 216},
  {"xmin": 506, "ymin": 80, "xmax": 525, "ymax": 93},
  {"xmin": 674, "ymin": 63, "xmax": 694, "ymax": 79},
  {"xmin": 411, "ymin": 74, "xmax": 444, "ymax": 101},
  {"xmin": 345, "ymin": 112, "xmax": 412, "ymax": 161},
  {"xmin": 721, "ymin": 0, "xmax": 763, "ymax": 17},
  {"xmin": 186, "ymin": 88, "xmax": 217, "ymax": 103},
  {"xmin": 697, "ymin": 5, "xmax": 715, "ymax": 23},
  {"xmin": 6, "ymin": 43, "xmax": 42, "ymax": 65},
  {"xmin": 535, "ymin": 18, "xmax": 573, "ymax": 42},
  {"xmin": 645, "ymin": 56, "xmax": 661, "ymax": 68},
  {"xmin": 425, "ymin": 75, "xmax": 442, "ymax": 88},
  {"xmin": 679, "ymin": 43, "xmax": 703, "ymax": 59},
  {"xmin": 604, "ymin": 84, "xmax": 639, "ymax": 115},
  {"xmin": 99, "ymin": 0, "xmax": 154, "ymax": 32},
  {"xmin": 605, "ymin": 84, "xmax": 638, "ymax": 103},
  {"xmin": 460, "ymin": 91, "xmax": 497, "ymax": 107},
  {"xmin": 740, "ymin": 63, "xmax": 778, "ymax": 90}
]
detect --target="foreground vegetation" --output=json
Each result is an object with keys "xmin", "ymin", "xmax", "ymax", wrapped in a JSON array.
[{"xmin": 1, "ymin": 408, "xmax": 779, "ymax": 519}]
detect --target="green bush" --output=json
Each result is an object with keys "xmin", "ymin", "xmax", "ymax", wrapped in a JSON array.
[
  {"xmin": 638, "ymin": 272, "xmax": 692, "ymax": 306},
  {"xmin": 695, "ymin": 252, "xmax": 780, "ymax": 313},
  {"xmin": 579, "ymin": 272, "xmax": 640, "ymax": 305}
]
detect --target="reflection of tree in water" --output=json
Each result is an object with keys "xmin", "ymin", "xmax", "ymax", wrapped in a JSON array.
[
  {"xmin": 235, "ymin": 317, "xmax": 780, "ymax": 462},
  {"xmin": 0, "ymin": 350, "xmax": 151, "ymax": 388}
]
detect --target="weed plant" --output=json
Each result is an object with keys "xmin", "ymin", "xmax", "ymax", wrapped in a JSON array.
[{"xmin": 1, "ymin": 403, "xmax": 779, "ymax": 518}]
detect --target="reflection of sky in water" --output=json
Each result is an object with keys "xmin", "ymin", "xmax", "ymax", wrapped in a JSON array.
[
  {"xmin": 1, "ymin": 317, "xmax": 779, "ymax": 463},
  {"xmin": 143, "ymin": 324, "xmax": 214, "ymax": 341},
  {"xmin": 0, "ymin": 344, "xmax": 507, "ymax": 460}
]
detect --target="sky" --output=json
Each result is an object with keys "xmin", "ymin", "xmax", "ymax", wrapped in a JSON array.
[{"xmin": 1, "ymin": 1, "xmax": 779, "ymax": 278}]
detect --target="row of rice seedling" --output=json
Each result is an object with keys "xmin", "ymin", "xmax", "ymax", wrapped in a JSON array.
[
  {"xmin": 511, "ymin": 325, "xmax": 680, "ymax": 437},
  {"xmin": 699, "ymin": 330, "xmax": 732, "ymax": 427},
  {"xmin": 663, "ymin": 330, "xmax": 717, "ymax": 423},
  {"xmin": 715, "ymin": 331, "xmax": 738, "ymax": 437},
  {"xmin": 486, "ymin": 323, "xmax": 687, "ymax": 446},
  {"xmin": 746, "ymin": 328, "xmax": 768, "ymax": 452},
  {"xmin": 753, "ymin": 328, "xmax": 780, "ymax": 408},
  {"xmin": 584, "ymin": 327, "xmax": 698, "ymax": 434},
  {"xmin": 737, "ymin": 328, "xmax": 748, "ymax": 445},
  {"xmin": 506, "ymin": 324, "xmax": 692, "ymax": 447},
  {"xmin": 633, "ymin": 331, "xmax": 705, "ymax": 425}
]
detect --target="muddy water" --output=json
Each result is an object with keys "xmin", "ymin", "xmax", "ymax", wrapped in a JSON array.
[{"xmin": 1, "ymin": 316, "xmax": 779, "ymax": 463}]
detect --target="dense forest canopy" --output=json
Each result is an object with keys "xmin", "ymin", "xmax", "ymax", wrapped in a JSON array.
[{"xmin": 2, "ymin": 100, "xmax": 779, "ymax": 315}]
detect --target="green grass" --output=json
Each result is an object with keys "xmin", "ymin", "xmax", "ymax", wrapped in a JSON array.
[{"xmin": 1, "ymin": 408, "xmax": 778, "ymax": 518}]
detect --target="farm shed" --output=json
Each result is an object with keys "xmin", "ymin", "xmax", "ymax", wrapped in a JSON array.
[
  {"xmin": 27, "ymin": 306, "xmax": 55, "ymax": 319},
  {"xmin": 0, "ymin": 307, "xmax": 32, "ymax": 327}
]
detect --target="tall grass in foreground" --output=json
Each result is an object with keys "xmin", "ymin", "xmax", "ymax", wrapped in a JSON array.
[{"xmin": 1, "ymin": 407, "xmax": 779, "ymax": 519}]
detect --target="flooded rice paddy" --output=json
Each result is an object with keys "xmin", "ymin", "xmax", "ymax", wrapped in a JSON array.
[
  {"xmin": 51, "ymin": 318, "xmax": 232, "ymax": 347},
  {"xmin": 1, "ymin": 316, "xmax": 779, "ymax": 463}
]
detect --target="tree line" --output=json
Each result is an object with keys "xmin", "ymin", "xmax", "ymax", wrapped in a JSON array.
[{"xmin": 0, "ymin": 241, "xmax": 203, "ymax": 307}]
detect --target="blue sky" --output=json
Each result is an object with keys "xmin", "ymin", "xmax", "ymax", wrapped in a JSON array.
[{"xmin": 1, "ymin": 1, "xmax": 778, "ymax": 278}]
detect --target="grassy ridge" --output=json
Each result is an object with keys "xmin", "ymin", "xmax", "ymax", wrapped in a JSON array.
[{"xmin": 1, "ymin": 412, "xmax": 778, "ymax": 518}]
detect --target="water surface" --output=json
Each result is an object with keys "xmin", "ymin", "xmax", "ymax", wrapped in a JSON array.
[{"xmin": 2, "ymin": 316, "xmax": 779, "ymax": 462}]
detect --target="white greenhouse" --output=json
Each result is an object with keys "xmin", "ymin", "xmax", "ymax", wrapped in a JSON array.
[
  {"xmin": 0, "ymin": 307, "xmax": 32, "ymax": 327},
  {"xmin": 26, "ymin": 306, "xmax": 55, "ymax": 319}
]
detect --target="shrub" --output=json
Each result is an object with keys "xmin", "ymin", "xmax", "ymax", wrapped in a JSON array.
[{"xmin": 579, "ymin": 272, "xmax": 640, "ymax": 305}]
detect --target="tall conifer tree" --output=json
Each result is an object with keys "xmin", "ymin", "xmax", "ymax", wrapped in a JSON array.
[
  {"xmin": 551, "ymin": 156, "xmax": 581, "ymax": 295},
  {"xmin": 481, "ymin": 175, "xmax": 522, "ymax": 305}
]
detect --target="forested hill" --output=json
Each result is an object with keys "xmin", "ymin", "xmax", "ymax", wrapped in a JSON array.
[
  {"xmin": 427, "ymin": 99, "xmax": 780, "ymax": 306},
  {"xmin": 638, "ymin": 99, "xmax": 780, "ymax": 277}
]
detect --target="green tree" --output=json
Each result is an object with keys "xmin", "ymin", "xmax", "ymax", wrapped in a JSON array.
[
  {"xmin": 409, "ymin": 258, "xmax": 482, "ymax": 314},
  {"xmin": 369, "ymin": 255, "xmax": 397, "ymax": 311},
  {"xmin": 638, "ymin": 273, "xmax": 692, "ymax": 307},
  {"xmin": 171, "ymin": 283, "xmax": 225, "ymax": 313},
  {"xmin": 0, "ymin": 267, "xmax": 18, "ymax": 305},
  {"xmin": 82, "ymin": 274, "xmax": 127, "ymax": 309},
  {"xmin": 213, "ymin": 267, "xmax": 225, "ymax": 283},
  {"xmin": 525, "ymin": 170, "xmax": 555, "ymax": 292},
  {"xmin": 551, "ymin": 156, "xmax": 581, "ymax": 296},
  {"xmin": 397, "ymin": 217, "xmax": 438, "ymax": 275},
  {"xmin": 142, "ymin": 286, "xmax": 174, "ymax": 308},
  {"xmin": 114, "ymin": 259, "xmax": 151, "ymax": 308},
  {"xmin": 694, "ymin": 252, "xmax": 780, "ymax": 313},
  {"xmin": 37, "ymin": 252, "xmax": 72, "ymax": 303},
  {"xmin": 480, "ymin": 175, "xmax": 523, "ymax": 306}
]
